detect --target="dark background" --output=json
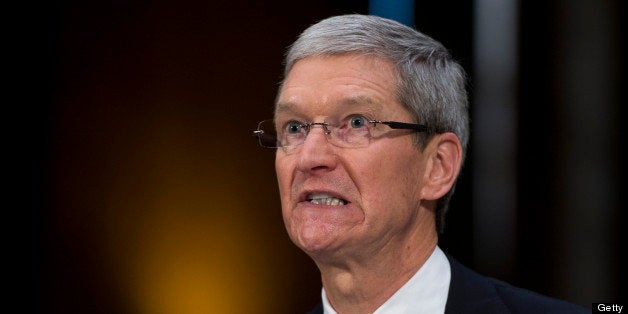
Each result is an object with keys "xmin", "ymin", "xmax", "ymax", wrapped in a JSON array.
[{"xmin": 19, "ymin": 0, "xmax": 623, "ymax": 313}]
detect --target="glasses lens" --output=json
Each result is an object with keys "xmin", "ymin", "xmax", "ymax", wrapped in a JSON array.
[{"xmin": 255, "ymin": 120, "xmax": 279, "ymax": 148}]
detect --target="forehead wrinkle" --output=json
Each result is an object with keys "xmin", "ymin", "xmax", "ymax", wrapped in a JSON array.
[
  {"xmin": 339, "ymin": 95, "xmax": 383, "ymax": 113},
  {"xmin": 274, "ymin": 94, "xmax": 384, "ymax": 118}
]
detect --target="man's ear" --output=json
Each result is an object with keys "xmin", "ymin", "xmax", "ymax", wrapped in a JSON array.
[{"xmin": 420, "ymin": 133, "xmax": 463, "ymax": 200}]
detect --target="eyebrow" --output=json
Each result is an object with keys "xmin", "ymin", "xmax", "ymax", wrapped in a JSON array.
[{"xmin": 275, "ymin": 95, "xmax": 383, "ymax": 115}]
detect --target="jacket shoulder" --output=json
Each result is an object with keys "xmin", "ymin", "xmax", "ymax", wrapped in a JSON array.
[{"xmin": 445, "ymin": 255, "xmax": 589, "ymax": 314}]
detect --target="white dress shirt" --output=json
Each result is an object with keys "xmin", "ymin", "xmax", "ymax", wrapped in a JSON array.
[{"xmin": 322, "ymin": 246, "xmax": 451, "ymax": 314}]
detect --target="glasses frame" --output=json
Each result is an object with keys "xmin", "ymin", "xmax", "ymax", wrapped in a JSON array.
[{"xmin": 252, "ymin": 119, "xmax": 432, "ymax": 149}]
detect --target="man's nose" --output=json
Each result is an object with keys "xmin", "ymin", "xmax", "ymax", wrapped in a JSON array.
[{"xmin": 296, "ymin": 125, "xmax": 337, "ymax": 173}]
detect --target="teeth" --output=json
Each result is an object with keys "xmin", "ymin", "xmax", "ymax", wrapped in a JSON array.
[{"xmin": 308, "ymin": 193, "xmax": 346, "ymax": 206}]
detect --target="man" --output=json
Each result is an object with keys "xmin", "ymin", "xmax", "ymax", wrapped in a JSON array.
[{"xmin": 253, "ymin": 14, "xmax": 588, "ymax": 314}]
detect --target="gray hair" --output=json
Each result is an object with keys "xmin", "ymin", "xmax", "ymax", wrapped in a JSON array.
[{"xmin": 279, "ymin": 14, "xmax": 470, "ymax": 233}]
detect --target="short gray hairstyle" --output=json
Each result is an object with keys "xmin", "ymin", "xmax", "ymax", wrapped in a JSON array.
[{"xmin": 279, "ymin": 14, "xmax": 470, "ymax": 233}]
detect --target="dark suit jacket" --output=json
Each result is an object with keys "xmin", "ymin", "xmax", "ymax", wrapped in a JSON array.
[{"xmin": 306, "ymin": 255, "xmax": 589, "ymax": 313}]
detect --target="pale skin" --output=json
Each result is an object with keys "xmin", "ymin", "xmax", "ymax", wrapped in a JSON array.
[{"xmin": 275, "ymin": 54, "xmax": 462, "ymax": 313}]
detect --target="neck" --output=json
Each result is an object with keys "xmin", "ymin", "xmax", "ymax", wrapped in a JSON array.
[{"xmin": 316, "ymin": 219, "xmax": 438, "ymax": 314}]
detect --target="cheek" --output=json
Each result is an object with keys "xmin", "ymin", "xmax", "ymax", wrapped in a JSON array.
[
  {"xmin": 275, "ymin": 152, "xmax": 290, "ymax": 177},
  {"xmin": 275, "ymin": 155, "xmax": 294, "ymax": 204},
  {"xmin": 356, "ymin": 148, "xmax": 422, "ymax": 210}
]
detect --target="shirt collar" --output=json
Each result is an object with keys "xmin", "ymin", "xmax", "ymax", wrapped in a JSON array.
[{"xmin": 322, "ymin": 246, "xmax": 451, "ymax": 314}]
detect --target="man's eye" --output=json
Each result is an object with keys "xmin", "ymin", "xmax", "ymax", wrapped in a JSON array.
[
  {"xmin": 286, "ymin": 122, "xmax": 303, "ymax": 134},
  {"xmin": 349, "ymin": 116, "xmax": 368, "ymax": 128}
]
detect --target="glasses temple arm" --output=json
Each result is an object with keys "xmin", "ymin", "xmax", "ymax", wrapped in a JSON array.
[{"xmin": 376, "ymin": 121, "xmax": 432, "ymax": 133}]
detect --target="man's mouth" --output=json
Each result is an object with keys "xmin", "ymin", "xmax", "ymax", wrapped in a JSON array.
[{"xmin": 306, "ymin": 193, "xmax": 347, "ymax": 206}]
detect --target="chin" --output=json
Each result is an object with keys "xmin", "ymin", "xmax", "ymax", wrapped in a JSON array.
[{"xmin": 290, "ymin": 223, "xmax": 343, "ymax": 257}]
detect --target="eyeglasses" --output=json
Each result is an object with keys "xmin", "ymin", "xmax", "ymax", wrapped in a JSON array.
[{"xmin": 252, "ymin": 115, "xmax": 431, "ymax": 152}]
